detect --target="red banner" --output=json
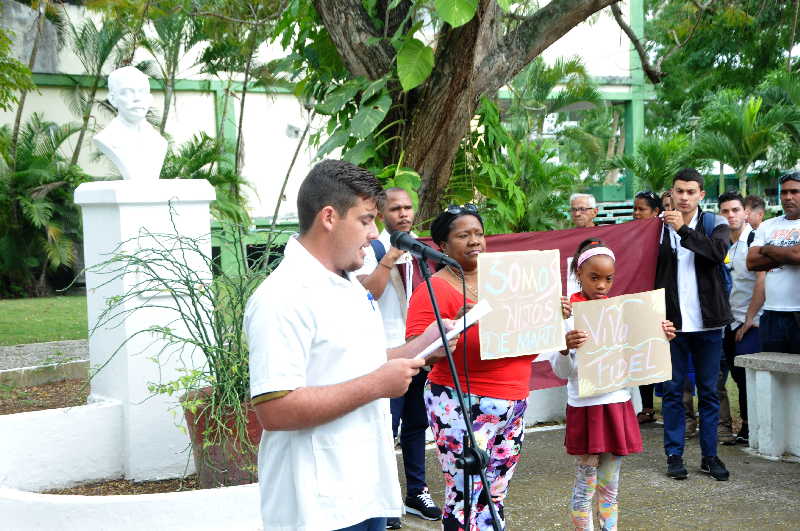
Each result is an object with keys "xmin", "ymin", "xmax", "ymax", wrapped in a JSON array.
[{"xmin": 420, "ymin": 218, "xmax": 662, "ymax": 390}]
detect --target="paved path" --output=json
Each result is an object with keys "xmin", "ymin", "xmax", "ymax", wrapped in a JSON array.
[
  {"xmin": 0, "ymin": 340, "xmax": 88, "ymax": 371},
  {"xmin": 396, "ymin": 423, "xmax": 800, "ymax": 530}
]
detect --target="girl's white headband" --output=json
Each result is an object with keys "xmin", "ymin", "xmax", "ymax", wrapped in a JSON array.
[{"xmin": 577, "ymin": 247, "xmax": 616, "ymax": 268}]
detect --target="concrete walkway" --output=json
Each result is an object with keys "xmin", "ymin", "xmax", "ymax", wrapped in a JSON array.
[
  {"xmin": 396, "ymin": 422, "xmax": 800, "ymax": 530},
  {"xmin": 0, "ymin": 340, "xmax": 88, "ymax": 370}
]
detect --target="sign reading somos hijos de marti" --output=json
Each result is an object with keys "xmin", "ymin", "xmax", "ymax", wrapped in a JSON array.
[
  {"xmin": 478, "ymin": 250, "xmax": 566, "ymax": 360},
  {"xmin": 574, "ymin": 288, "xmax": 672, "ymax": 398}
]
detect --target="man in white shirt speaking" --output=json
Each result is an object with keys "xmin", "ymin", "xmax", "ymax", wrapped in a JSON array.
[
  {"xmin": 357, "ymin": 188, "xmax": 442, "ymax": 528},
  {"xmin": 245, "ymin": 160, "xmax": 452, "ymax": 531}
]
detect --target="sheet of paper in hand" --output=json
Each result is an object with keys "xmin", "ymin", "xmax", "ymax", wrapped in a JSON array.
[
  {"xmin": 478, "ymin": 249, "xmax": 566, "ymax": 360},
  {"xmin": 574, "ymin": 288, "xmax": 671, "ymax": 398}
]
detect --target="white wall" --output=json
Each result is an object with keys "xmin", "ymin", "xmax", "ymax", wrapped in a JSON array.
[
  {"xmin": 0, "ymin": 400, "xmax": 124, "ymax": 491},
  {"xmin": 0, "ymin": 484, "xmax": 262, "ymax": 531}
]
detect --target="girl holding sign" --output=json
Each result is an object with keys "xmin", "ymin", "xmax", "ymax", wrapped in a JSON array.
[{"xmin": 549, "ymin": 239, "xmax": 676, "ymax": 531}]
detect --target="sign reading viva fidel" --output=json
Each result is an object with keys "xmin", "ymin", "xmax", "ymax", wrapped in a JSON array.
[
  {"xmin": 574, "ymin": 289, "xmax": 671, "ymax": 398},
  {"xmin": 478, "ymin": 250, "xmax": 566, "ymax": 360}
]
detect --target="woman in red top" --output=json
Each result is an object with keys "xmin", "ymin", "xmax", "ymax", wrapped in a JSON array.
[{"xmin": 406, "ymin": 205, "xmax": 533, "ymax": 531}]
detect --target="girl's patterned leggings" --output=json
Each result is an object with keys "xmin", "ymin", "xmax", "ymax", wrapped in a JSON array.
[
  {"xmin": 424, "ymin": 381, "xmax": 527, "ymax": 531},
  {"xmin": 570, "ymin": 453, "xmax": 622, "ymax": 531}
]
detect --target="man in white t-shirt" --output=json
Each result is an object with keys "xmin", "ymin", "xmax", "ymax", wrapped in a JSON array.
[
  {"xmin": 747, "ymin": 172, "xmax": 800, "ymax": 354},
  {"xmin": 718, "ymin": 192, "xmax": 765, "ymax": 446},
  {"xmin": 245, "ymin": 160, "xmax": 452, "ymax": 531},
  {"xmin": 356, "ymin": 188, "xmax": 441, "ymax": 528}
]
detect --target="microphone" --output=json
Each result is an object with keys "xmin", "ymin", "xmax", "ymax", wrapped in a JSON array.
[{"xmin": 389, "ymin": 231, "xmax": 461, "ymax": 268}]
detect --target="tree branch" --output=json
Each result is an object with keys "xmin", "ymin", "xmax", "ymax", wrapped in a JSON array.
[
  {"xmin": 610, "ymin": 3, "xmax": 664, "ymax": 84},
  {"xmin": 474, "ymin": 0, "xmax": 620, "ymax": 96},
  {"xmin": 314, "ymin": 0, "xmax": 397, "ymax": 80}
]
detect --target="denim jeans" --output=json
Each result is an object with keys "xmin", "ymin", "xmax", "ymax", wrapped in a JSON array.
[
  {"xmin": 723, "ymin": 324, "xmax": 760, "ymax": 423},
  {"xmin": 760, "ymin": 310, "xmax": 800, "ymax": 354},
  {"xmin": 390, "ymin": 370, "xmax": 429, "ymax": 493},
  {"xmin": 334, "ymin": 518, "xmax": 387, "ymax": 531},
  {"xmin": 662, "ymin": 330, "xmax": 724, "ymax": 457}
]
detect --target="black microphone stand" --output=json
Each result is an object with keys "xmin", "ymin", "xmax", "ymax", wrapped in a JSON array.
[{"xmin": 417, "ymin": 258, "xmax": 501, "ymax": 531}]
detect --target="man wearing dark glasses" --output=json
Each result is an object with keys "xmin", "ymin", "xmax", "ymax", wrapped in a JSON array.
[{"xmin": 747, "ymin": 172, "xmax": 800, "ymax": 354}]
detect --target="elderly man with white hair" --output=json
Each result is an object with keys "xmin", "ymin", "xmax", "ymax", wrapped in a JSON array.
[
  {"xmin": 570, "ymin": 193, "xmax": 598, "ymax": 228},
  {"xmin": 93, "ymin": 66, "xmax": 167, "ymax": 181}
]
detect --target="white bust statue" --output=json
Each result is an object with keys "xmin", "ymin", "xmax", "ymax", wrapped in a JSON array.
[{"xmin": 93, "ymin": 66, "xmax": 168, "ymax": 181}]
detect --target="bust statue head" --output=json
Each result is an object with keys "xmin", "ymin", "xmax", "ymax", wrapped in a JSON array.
[{"xmin": 107, "ymin": 66, "xmax": 152, "ymax": 126}]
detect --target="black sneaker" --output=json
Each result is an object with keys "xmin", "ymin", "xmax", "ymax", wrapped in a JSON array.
[
  {"xmin": 405, "ymin": 487, "xmax": 442, "ymax": 521},
  {"xmin": 386, "ymin": 517, "xmax": 402, "ymax": 529},
  {"xmin": 667, "ymin": 454, "xmax": 688, "ymax": 479},
  {"xmin": 700, "ymin": 456, "xmax": 730, "ymax": 481}
]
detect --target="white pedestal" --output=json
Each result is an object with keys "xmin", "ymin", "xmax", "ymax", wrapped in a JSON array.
[{"xmin": 75, "ymin": 180, "xmax": 216, "ymax": 480}]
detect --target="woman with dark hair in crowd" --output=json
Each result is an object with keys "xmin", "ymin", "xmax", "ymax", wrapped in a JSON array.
[
  {"xmin": 661, "ymin": 190, "xmax": 673, "ymax": 212},
  {"xmin": 406, "ymin": 205, "xmax": 567, "ymax": 530},
  {"xmin": 633, "ymin": 191, "xmax": 663, "ymax": 220},
  {"xmin": 631, "ymin": 191, "xmax": 663, "ymax": 423}
]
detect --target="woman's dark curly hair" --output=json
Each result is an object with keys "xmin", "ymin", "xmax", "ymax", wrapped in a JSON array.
[{"xmin": 430, "ymin": 208, "xmax": 484, "ymax": 247}]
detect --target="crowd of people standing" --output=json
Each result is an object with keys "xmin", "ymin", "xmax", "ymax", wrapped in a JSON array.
[{"xmin": 245, "ymin": 160, "xmax": 799, "ymax": 531}]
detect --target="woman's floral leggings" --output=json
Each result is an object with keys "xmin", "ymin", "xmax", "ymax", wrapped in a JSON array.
[{"xmin": 424, "ymin": 382, "xmax": 527, "ymax": 531}]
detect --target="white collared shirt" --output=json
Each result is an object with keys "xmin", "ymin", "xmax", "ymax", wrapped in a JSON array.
[
  {"xmin": 669, "ymin": 209, "xmax": 709, "ymax": 332},
  {"xmin": 355, "ymin": 229, "xmax": 414, "ymax": 348},
  {"xmin": 727, "ymin": 224, "xmax": 762, "ymax": 328},
  {"xmin": 245, "ymin": 236, "xmax": 401, "ymax": 530}
]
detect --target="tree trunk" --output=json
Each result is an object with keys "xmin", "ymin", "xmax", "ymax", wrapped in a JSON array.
[
  {"xmin": 70, "ymin": 78, "xmax": 101, "ymax": 167},
  {"xmin": 235, "ymin": 38, "xmax": 257, "ymax": 175},
  {"xmin": 738, "ymin": 167, "xmax": 748, "ymax": 197},
  {"xmin": 10, "ymin": 4, "xmax": 46, "ymax": 170}
]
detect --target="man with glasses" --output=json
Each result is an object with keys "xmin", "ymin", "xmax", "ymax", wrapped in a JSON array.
[
  {"xmin": 357, "ymin": 188, "xmax": 442, "ymax": 528},
  {"xmin": 569, "ymin": 193, "xmax": 598, "ymax": 228},
  {"xmin": 747, "ymin": 172, "xmax": 800, "ymax": 354}
]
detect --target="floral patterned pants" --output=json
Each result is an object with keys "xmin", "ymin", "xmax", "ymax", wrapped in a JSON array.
[{"xmin": 424, "ymin": 382, "xmax": 528, "ymax": 531}]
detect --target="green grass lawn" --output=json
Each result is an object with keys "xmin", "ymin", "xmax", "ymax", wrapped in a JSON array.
[{"xmin": 0, "ymin": 295, "xmax": 88, "ymax": 346}]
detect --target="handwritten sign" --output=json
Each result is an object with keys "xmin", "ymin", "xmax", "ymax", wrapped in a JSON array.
[
  {"xmin": 478, "ymin": 250, "xmax": 566, "ymax": 359},
  {"xmin": 574, "ymin": 289, "xmax": 671, "ymax": 397}
]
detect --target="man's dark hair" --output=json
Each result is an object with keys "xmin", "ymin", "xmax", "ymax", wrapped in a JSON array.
[
  {"xmin": 744, "ymin": 195, "xmax": 766, "ymax": 211},
  {"xmin": 296, "ymin": 160, "xmax": 384, "ymax": 234},
  {"xmin": 378, "ymin": 186, "xmax": 410, "ymax": 211},
  {"xmin": 673, "ymin": 168, "xmax": 705, "ymax": 190},
  {"xmin": 718, "ymin": 191, "xmax": 744, "ymax": 209}
]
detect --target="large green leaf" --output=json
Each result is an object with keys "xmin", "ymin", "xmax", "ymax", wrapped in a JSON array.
[
  {"xmin": 434, "ymin": 0, "xmax": 478, "ymax": 28},
  {"xmin": 342, "ymin": 139, "xmax": 377, "ymax": 166},
  {"xmin": 397, "ymin": 38, "xmax": 434, "ymax": 92},
  {"xmin": 314, "ymin": 81, "xmax": 362, "ymax": 115},
  {"xmin": 495, "ymin": 0, "xmax": 513, "ymax": 11},
  {"xmin": 349, "ymin": 93, "xmax": 392, "ymax": 139},
  {"xmin": 317, "ymin": 128, "xmax": 349, "ymax": 158}
]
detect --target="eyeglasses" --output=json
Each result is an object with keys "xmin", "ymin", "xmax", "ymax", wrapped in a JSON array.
[
  {"xmin": 445, "ymin": 203, "xmax": 478, "ymax": 215},
  {"xmin": 570, "ymin": 207, "xmax": 595, "ymax": 213},
  {"xmin": 779, "ymin": 171, "xmax": 800, "ymax": 184}
]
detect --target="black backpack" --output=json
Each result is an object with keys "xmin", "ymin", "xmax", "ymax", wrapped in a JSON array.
[{"xmin": 700, "ymin": 211, "xmax": 733, "ymax": 295}]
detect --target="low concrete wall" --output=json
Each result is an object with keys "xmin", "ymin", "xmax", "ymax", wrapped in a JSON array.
[
  {"xmin": 0, "ymin": 484, "xmax": 261, "ymax": 531},
  {"xmin": 0, "ymin": 400, "xmax": 124, "ymax": 491},
  {"xmin": 737, "ymin": 352, "xmax": 800, "ymax": 459},
  {"xmin": 525, "ymin": 386, "xmax": 568, "ymax": 425},
  {"xmin": 0, "ymin": 360, "xmax": 88, "ymax": 387}
]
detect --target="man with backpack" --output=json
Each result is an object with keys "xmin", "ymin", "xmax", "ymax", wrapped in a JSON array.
[
  {"xmin": 718, "ymin": 192, "xmax": 765, "ymax": 446},
  {"xmin": 357, "ymin": 188, "xmax": 442, "ymax": 529},
  {"xmin": 655, "ymin": 169, "xmax": 733, "ymax": 481}
]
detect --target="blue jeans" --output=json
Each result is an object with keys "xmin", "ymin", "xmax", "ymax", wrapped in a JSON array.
[
  {"xmin": 390, "ymin": 370, "xmax": 428, "ymax": 493},
  {"xmin": 663, "ymin": 330, "xmax": 723, "ymax": 457},
  {"xmin": 760, "ymin": 310, "xmax": 800, "ymax": 354},
  {"xmin": 335, "ymin": 518, "xmax": 387, "ymax": 531}
]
